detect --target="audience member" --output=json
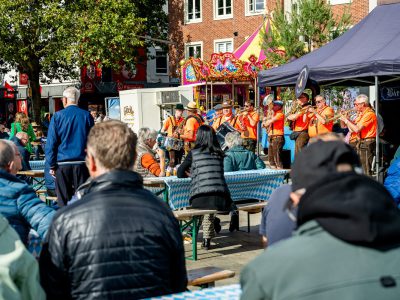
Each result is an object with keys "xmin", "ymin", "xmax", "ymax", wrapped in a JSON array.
[
  {"xmin": 45, "ymin": 87, "xmax": 94, "ymax": 206},
  {"xmin": 0, "ymin": 215, "xmax": 46, "ymax": 300},
  {"xmin": 224, "ymin": 131, "xmax": 265, "ymax": 171},
  {"xmin": 384, "ymin": 156, "xmax": 400, "ymax": 206},
  {"xmin": 40, "ymin": 120, "xmax": 187, "ymax": 299},
  {"xmin": 9, "ymin": 112, "xmax": 36, "ymax": 154},
  {"xmin": 11, "ymin": 132, "xmax": 32, "ymax": 184},
  {"xmin": 134, "ymin": 127, "xmax": 166, "ymax": 177},
  {"xmin": 0, "ymin": 123, "xmax": 9, "ymax": 139},
  {"xmin": 0, "ymin": 140, "xmax": 55, "ymax": 245},
  {"xmin": 242, "ymin": 147, "xmax": 400, "ymax": 299},
  {"xmin": 178, "ymin": 125, "xmax": 232, "ymax": 249}
]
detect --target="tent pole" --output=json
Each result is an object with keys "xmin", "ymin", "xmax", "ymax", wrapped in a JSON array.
[
  {"xmin": 256, "ymin": 77, "xmax": 260, "ymax": 156},
  {"xmin": 232, "ymin": 81, "xmax": 234, "ymax": 103},
  {"xmin": 211, "ymin": 82, "xmax": 213, "ymax": 108},
  {"xmin": 375, "ymin": 76, "xmax": 380, "ymax": 182},
  {"xmin": 205, "ymin": 81, "xmax": 208, "ymax": 110}
]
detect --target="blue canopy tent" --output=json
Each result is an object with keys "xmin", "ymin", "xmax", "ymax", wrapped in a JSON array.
[{"xmin": 258, "ymin": 1, "xmax": 400, "ymax": 179}]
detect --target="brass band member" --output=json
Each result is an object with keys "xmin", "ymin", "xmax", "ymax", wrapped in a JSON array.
[
  {"xmin": 263, "ymin": 101, "xmax": 285, "ymax": 169},
  {"xmin": 307, "ymin": 95, "xmax": 334, "ymax": 139},
  {"xmin": 175, "ymin": 101, "xmax": 204, "ymax": 153},
  {"xmin": 287, "ymin": 93, "xmax": 311, "ymax": 155},
  {"xmin": 241, "ymin": 101, "xmax": 260, "ymax": 153},
  {"xmin": 211, "ymin": 104, "xmax": 224, "ymax": 130},
  {"xmin": 220, "ymin": 101, "xmax": 246, "ymax": 132},
  {"xmin": 340, "ymin": 94, "xmax": 377, "ymax": 176},
  {"xmin": 161, "ymin": 104, "xmax": 185, "ymax": 167}
]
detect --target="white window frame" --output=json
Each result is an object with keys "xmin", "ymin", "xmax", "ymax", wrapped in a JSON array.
[
  {"xmin": 185, "ymin": 0, "xmax": 202, "ymax": 24},
  {"xmin": 155, "ymin": 48, "xmax": 168, "ymax": 75},
  {"xmin": 328, "ymin": 0, "xmax": 352, "ymax": 5},
  {"xmin": 185, "ymin": 41, "xmax": 203, "ymax": 59},
  {"xmin": 245, "ymin": 0, "xmax": 266, "ymax": 16},
  {"xmin": 214, "ymin": 38, "xmax": 234, "ymax": 53},
  {"xmin": 214, "ymin": 0, "xmax": 233, "ymax": 20}
]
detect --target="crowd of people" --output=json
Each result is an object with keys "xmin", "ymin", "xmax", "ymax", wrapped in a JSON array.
[{"xmin": 1, "ymin": 85, "xmax": 400, "ymax": 299}]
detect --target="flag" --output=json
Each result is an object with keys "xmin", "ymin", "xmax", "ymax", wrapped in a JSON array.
[{"xmin": 4, "ymin": 81, "xmax": 15, "ymax": 99}]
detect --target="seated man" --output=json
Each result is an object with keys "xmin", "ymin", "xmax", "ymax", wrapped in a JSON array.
[
  {"xmin": 224, "ymin": 131, "xmax": 265, "ymax": 172},
  {"xmin": 242, "ymin": 143, "xmax": 400, "ymax": 299},
  {"xmin": 0, "ymin": 140, "xmax": 55, "ymax": 245},
  {"xmin": 39, "ymin": 120, "xmax": 187, "ymax": 299},
  {"xmin": 134, "ymin": 127, "xmax": 165, "ymax": 177},
  {"xmin": 0, "ymin": 215, "xmax": 46, "ymax": 300},
  {"xmin": 10, "ymin": 131, "xmax": 32, "ymax": 184}
]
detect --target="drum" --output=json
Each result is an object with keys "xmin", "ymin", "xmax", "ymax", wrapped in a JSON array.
[
  {"xmin": 216, "ymin": 122, "xmax": 237, "ymax": 150},
  {"xmin": 164, "ymin": 137, "xmax": 184, "ymax": 151}
]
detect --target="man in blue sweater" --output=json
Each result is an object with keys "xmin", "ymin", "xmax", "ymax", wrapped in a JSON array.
[{"xmin": 45, "ymin": 87, "xmax": 94, "ymax": 206}]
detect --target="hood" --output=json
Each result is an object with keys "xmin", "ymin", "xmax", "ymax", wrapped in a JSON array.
[{"xmin": 298, "ymin": 173, "xmax": 400, "ymax": 250}]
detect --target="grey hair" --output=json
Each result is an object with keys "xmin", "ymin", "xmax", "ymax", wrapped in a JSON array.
[
  {"xmin": 356, "ymin": 94, "xmax": 369, "ymax": 105},
  {"xmin": 62, "ymin": 86, "xmax": 80, "ymax": 103},
  {"xmin": 0, "ymin": 140, "xmax": 15, "ymax": 170},
  {"xmin": 225, "ymin": 131, "xmax": 243, "ymax": 148},
  {"xmin": 16, "ymin": 131, "xmax": 28, "ymax": 139},
  {"xmin": 138, "ymin": 127, "xmax": 158, "ymax": 144}
]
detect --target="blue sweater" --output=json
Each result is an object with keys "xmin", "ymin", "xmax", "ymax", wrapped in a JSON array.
[
  {"xmin": 45, "ymin": 105, "xmax": 94, "ymax": 168},
  {"xmin": 0, "ymin": 170, "xmax": 56, "ymax": 245},
  {"xmin": 384, "ymin": 157, "xmax": 400, "ymax": 206}
]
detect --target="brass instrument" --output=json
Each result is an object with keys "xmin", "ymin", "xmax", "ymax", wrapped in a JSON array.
[{"xmin": 326, "ymin": 108, "xmax": 358, "ymax": 123}]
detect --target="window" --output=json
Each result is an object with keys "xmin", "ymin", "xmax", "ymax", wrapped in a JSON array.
[
  {"xmin": 246, "ymin": 0, "xmax": 265, "ymax": 15},
  {"xmin": 214, "ymin": 39, "xmax": 233, "ymax": 53},
  {"xmin": 185, "ymin": 42, "xmax": 202, "ymax": 59},
  {"xmin": 155, "ymin": 50, "xmax": 168, "ymax": 74},
  {"xmin": 186, "ymin": 0, "xmax": 202, "ymax": 23},
  {"xmin": 215, "ymin": 0, "xmax": 232, "ymax": 19}
]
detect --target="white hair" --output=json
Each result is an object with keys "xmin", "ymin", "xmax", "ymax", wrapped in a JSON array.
[
  {"xmin": 0, "ymin": 140, "xmax": 15, "ymax": 170},
  {"xmin": 62, "ymin": 86, "xmax": 80, "ymax": 103},
  {"xmin": 356, "ymin": 94, "xmax": 369, "ymax": 105},
  {"xmin": 138, "ymin": 127, "xmax": 157, "ymax": 144},
  {"xmin": 225, "ymin": 131, "xmax": 243, "ymax": 148}
]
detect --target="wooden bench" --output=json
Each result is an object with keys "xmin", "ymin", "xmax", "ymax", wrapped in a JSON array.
[
  {"xmin": 45, "ymin": 196, "xmax": 58, "ymax": 206},
  {"xmin": 188, "ymin": 267, "xmax": 235, "ymax": 288},
  {"xmin": 237, "ymin": 202, "xmax": 268, "ymax": 233},
  {"xmin": 174, "ymin": 209, "xmax": 217, "ymax": 261}
]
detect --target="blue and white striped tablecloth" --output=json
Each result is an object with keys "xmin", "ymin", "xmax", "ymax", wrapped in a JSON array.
[
  {"xmin": 163, "ymin": 169, "xmax": 287, "ymax": 210},
  {"xmin": 148, "ymin": 284, "xmax": 241, "ymax": 300}
]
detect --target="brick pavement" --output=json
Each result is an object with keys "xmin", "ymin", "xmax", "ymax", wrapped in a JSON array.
[{"xmin": 185, "ymin": 211, "xmax": 264, "ymax": 287}]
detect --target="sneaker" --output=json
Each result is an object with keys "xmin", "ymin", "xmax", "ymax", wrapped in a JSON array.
[
  {"xmin": 229, "ymin": 214, "xmax": 239, "ymax": 232},
  {"xmin": 183, "ymin": 235, "xmax": 192, "ymax": 244}
]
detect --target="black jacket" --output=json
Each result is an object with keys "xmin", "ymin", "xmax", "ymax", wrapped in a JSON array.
[
  {"xmin": 178, "ymin": 149, "xmax": 231, "ymax": 211},
  {"xmin": 39, "ymin": 170, "xmax": 187, "ymax": 300}
]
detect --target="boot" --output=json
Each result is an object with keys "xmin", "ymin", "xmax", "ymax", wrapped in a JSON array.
[
  {"xmin": 229, "ymin": 213, "xmax": 239, "ymax": 232},
  {"xmin": 201, "ymin": 238, "xmax": 211, "ymax": 250},
  {"xmin": 214, "ymin": 217, "xmax": 221, "ymax": 234}
]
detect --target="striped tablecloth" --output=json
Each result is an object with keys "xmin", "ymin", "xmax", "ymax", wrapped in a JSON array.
[
  {"xmin": 163, "ymin": 169, "xmax": 287, "ymax": 210},
  {"xmin": 148, "ymin": 284, "xmax": 241, "ymax": 300}
]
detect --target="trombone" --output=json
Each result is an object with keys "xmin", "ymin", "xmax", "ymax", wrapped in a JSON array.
[{"xmin": 326, "ymin": 108, "xmax": 358, "ymax": 122}]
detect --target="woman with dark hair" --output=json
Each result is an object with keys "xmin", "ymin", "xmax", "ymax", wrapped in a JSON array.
[{"xmin": 178, "ymin": 125, "xmax": 232, "ymax": 250}]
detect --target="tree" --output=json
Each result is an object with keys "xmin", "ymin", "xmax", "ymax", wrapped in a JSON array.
[
  {"xmin": 262, "ymin": 0, "xmax": 351, "ymax": 66},
  {"xmin": 0, "ymin": 0, "xmax": 167, "ymax": 122}
]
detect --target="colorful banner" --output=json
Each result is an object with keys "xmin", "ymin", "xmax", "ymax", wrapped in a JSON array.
[
  {"xmin": 17, "ymin": 100, "xmax": 28, "ymax": 115},
  {"xmin": 3, "ymin": 81, "xmax": 15, "ymax": 99}
]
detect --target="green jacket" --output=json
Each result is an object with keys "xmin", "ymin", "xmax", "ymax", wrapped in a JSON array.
[
  {"xmin": 0, "ymin": 216, "xmax": 45, "ymax": 300},
  {"xmin": 241, "ymin": 221, "xmax": 400, "ymax": 300},
  {"xmin": 224, "ymin": 146, "xmax": 265, "ymax": 172},
  {"xmin": 9, "ymin": 122, "xmax": 36, "ymax": 153}
]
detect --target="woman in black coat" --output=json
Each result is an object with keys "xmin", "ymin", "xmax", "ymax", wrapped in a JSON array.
[{"xmin": 178, "ymin": 125, "xmax": 232, "ymax": 249}]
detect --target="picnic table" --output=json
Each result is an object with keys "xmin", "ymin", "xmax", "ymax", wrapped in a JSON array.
[
  {"xmin": 17, "ymin": 169, "xmax": 45, "ymax": 191},
  {"xmin": 147, "ymin": 283, "xmax": 241, "ymax": 300}
]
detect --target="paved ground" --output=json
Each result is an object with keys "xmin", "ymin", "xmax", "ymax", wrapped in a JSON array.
[{"xmin": 185, "ymin": 211, "xmax": 264, "ymax": 287}]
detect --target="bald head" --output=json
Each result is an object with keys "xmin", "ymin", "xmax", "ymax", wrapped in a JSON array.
[{"xmin": 16, "ymin": 132, "xmax": 28, "ymax": 146}]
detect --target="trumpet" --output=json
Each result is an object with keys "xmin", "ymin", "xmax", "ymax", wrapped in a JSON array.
[{"xmin": 326, "ymin": 108, "xmax": 358, "ymax": 122}]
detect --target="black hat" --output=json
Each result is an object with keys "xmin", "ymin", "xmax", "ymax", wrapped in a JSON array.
[
  {"xmin": 175, "ymin": 104, "xmax": 184, "ymax": 110},
  {"xmin": 291, "ymin": 140, "xmax": 360, "ymax": 191}
]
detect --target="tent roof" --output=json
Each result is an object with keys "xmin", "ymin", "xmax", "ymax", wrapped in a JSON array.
[
  {"xmin": 233, "ymin": 19, "xmax": 269, "ymax": 62},
  {"xmin": 258, "ymin": 3, "xmax": 400, "ymax": 87}
]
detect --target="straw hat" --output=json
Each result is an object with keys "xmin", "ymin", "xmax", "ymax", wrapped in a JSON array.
[
  {"xmin": 186, "ymin": 101, "xmax": 198, "ymax": 111},
  {"xmin": 31, "ymin": 122, "xmax": 39, "ymax": 127}
]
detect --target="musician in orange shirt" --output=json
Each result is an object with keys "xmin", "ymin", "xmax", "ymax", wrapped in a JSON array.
[
  {"xmin": 287, "ymin": 93, "xmax": 312, "ymax": 154},
  {"xmin": 218, "ymin": 101, "xmax": 246, "ymax": 132},
  {"xmin": 241, "ymin": 101, "xmax": 260, "ymax": 153},
  {"xmin": 307, "ymin": 95, "xmax": 334, "ymax": 138},
  {"xmin": 263, "ymin": 101, "xmax": 285, "ymax": 169},
  {"xmin": 161, "ymin": 103, "xmax": 185, "ymax": 167},
  {"xmin": 340, "ymin": 94, "xmax": 377, "ymax": 176},
  {"xmin": 175, "ymin": 101, "xmax": 204, "ymax": 154}
]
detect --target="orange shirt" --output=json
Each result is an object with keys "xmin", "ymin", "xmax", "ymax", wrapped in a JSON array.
[
  {"xmin": 212, "ymin": 116, "xmax": 224, "ymax": 131},
  {"xmin": 162, "ymin": 116, "xmax": 184, "ymax": 137},
  {"xmin": 308, "ymin": 106, "xmax": 334, "ymax": 138},
  {"xmin": 184, "ymin": 115, "xmax": 202, "ymax": 142},
  {"xmin": 293, "ymin": 111, "xmax": 311, "ymax": 132},
  {"xmin": 268, "ymin": 110, "xmax": 284, "ymax": 136},
  {"xmin": 357, "ymin": 108, "xmax": 377, "ymax": 139},
  {"xmin": 241, "ymin": 111, "xmax": 260, "ymax": 140},
  {"xmin": 349, "ymin": 113, "xmax": 362, "ymax": 143},
  {"xmin": 141, "ymin": 153, "xmax": 161, "ymax": 176}
]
